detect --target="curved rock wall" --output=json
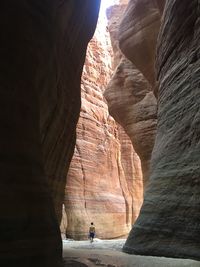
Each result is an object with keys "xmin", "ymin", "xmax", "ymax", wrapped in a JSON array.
[
  {"xmin": 63, "ymin": 12, "xmax": 143, "ymax": 240},
  {"xmin": 42, "ymin": 0, "xmax": 101, "ymax": 223},
  {"xmin": 0, "ymin": 1, "xmax": 100, "ymax": 265},
  {"xmin": 106, "ymin": 4, "xmax": 128, "ymax": 68},
  {"xmin": 105, "ymin": 58, "xmax": 157, "ymax": 185},
  {"xmin": 118, "ymin": 126, "xmax": 143, "ymax": 222},
  {"xmin": 65, "ymin": 32, "xmax": 132, "ymax": 239},
  {"xmin": 119, "ymin": 0, "xmax": 162, "ymax": 86},
  {"xmin": 123, "ymin": 0, "xmax": 200, "ymax": 261},
  {"xmin": 105, "ymin": 2, "xmax": 157, "ymax": 185}
]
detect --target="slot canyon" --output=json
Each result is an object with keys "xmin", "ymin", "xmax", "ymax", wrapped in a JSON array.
[{"xmin": 0, "ymin": 0, "xmax": 199, "ymax": 266}]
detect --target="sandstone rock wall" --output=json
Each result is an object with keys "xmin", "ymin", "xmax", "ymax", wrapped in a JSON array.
[
  {"xmin": 118, "ymin": 0, "xmax": 162, "ymax": 86},
  {"xmin": 123, "ymin": 0, "xmax": 200, "ymax": 261},
  {"xmin": 62, "ymin": 9, "xmax": 143, "ymax": 240},
  {"xmin": 106, "ymin": 4, "xmax": 127, "ymax": 68},
  {"xmin": 105, "ymin": 58, "xmax": 157, "ymax": 185},
  {"xmin": 105, "ymin": 3, "xmax": 158, "ymax": 185},
  {"xmin": 0, "ymin": 1, "xmax": 100, "ymax": 265},
  {"xmin": 42, "ymin": 0, "xmax": 101, "ymax": 223},
  {"xmin": 64, "ymin": 31, "xmax": 132, "ymax": 239},
  {"xmin": 118, "ymin": 126, "xmax": 143, "ymax": 222}
]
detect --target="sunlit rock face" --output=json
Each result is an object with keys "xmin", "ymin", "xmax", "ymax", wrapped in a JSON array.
[
  {"xmin": 0, "ymin": 1, "xmax": 100, "ymax": 265},
  {"xmin": 119, "ymin": 0, "xmax": 129, "ymax": 4},
  {"xmin": 123, "ymin": 0, "xmax": 200, "ymax": 260},
  {"xmin": 105, "ymin": 3, "xmax": 157, "ymax": 185},
  {"xmin": 63, "ymin": 15, "xmax": 143, "ymax": 240},
  {"xmin": 118, "ymin": 126, "xmax": 143, "ymax": 222}
]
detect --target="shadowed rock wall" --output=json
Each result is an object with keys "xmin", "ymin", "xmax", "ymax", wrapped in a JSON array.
[
  {"xmin": 119, "ymin": 0, "xmax": 162, "ymax": 87},
  {"xmin": 0, "ymin": 1, "xmax": 100, "ymax": 265},
  {"xmin": 123, "ymin": 0, "xmax": 200, "ymax": 260},
  {"xmin": 105, "ymin": 2, "xmax": 158, "ymax": 185},
  {"xmin": 105, "ymin": 58, "xmax": 157, "ymax": 185}
]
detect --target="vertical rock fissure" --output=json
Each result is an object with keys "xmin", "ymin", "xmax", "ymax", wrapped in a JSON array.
[
  {"xmin": 76, "ymin": 143, "xmax": 87, "ymax": 210},
  {"xmin": 116, "ymin": 149, "xmax": 132, "ymax": 227}
]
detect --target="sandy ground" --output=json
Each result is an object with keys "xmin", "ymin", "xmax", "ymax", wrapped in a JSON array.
[{"xmin": 63, "ymin": 239, "xmax": 200, "ymax": 267}]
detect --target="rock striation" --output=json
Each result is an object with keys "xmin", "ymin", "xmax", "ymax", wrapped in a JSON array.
[
  {"xmin": 105, "ymin": 58, "xmax": 157, "ymax": 185},
  {"xmin": 0, "ymin": 1, "xmax": 100, "ymax": 266},
  {"xmin": 106, "ymin": 4, "xmax": 128, "ymax": 69},
  {"xmin": 105, "ymin": 3, "xmax": 157, "ymax": 185},
  {"xmin": 123, "ymin": 0, "xmax": 200, "ymax": 261},
  {"xmin": 118, "ymin": 126, "xmax": 143, "ymax": 223},
  {"xmin": 62, "ymin": 13, "xmax": 143, "ymax": 240},
  {"xmin": 118, "ymin": 0, "xmax": 163, "ymax": 86}
]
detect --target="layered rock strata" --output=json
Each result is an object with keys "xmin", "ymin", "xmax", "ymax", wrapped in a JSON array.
[
  {"xmin": 63, "ymin": 13, "xmax": 143, "ymax": 240},
  {"xmin": 123, "ymin": 0, "xmax": 200, "ymax": 260},
  {"xmin": 119, "ymin": 0, "xmax": 163, "ymax": 86},
  {"xmin": 105, "ymin": 2, "xmax": 158, "ymax": 185},
  {"xmin": 0, "ymin": 1, "xmax": 100, "ymax": 266},
  {"xmin": 105, "ymin": 58, "xmax": 157, "ymax": 185},
  {"xmin": 118, "ymin": 126, "xmax": 143, "ymax": 223},
  {"xmin": 106, "ymin": 4, "xmax": 128, "ymax": 68}
]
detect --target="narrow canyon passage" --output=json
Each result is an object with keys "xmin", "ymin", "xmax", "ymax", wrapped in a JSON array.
[
  {"xmin": 0, "ymin": 0, "xmax": 199, "ymax": 266},
  {"xmin": 61, "ymin": 0, "xmax": 158, "ymax": 243},
  {"xmin": 61, "ymin": 0, "xmax": 144, "ymax": 242}
]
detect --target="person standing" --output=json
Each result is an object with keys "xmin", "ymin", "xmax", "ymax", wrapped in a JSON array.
[{"xmin": 89, "ymin": 222, "xmax": 95, "ymax": 243}]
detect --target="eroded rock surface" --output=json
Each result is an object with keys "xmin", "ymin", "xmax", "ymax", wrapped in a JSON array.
[
  {"xmin": 105, "ymin": 3, "xmax": 157, "ymax": 185},
  {"xmin": 63, "ymin": 15, "xmax": 143, "ymax": 240},
  {"xmin": 119, "ymin": 0, "xmax": 162, "ymax": 86},
  {"xmin": 0, "ymin": 1, "xmax": 100, "ymax": 265},
  {"xmin": 123, "ymin": 0, "xmax": 200, "ymax": 260},
  {"xmin": 118, "ymin": 126, "xmax": 143, "ymax": 222},
  {"xmin": 106, "ymin": 4, "xmax": 127, "ymax": 68},
  {"xmin": 105, "ymin": 58, "xmax": 157, "ymax": 185}
]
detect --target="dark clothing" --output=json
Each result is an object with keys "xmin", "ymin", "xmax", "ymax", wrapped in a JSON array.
[{"xmin": 89, "ymin": 232, "xmax": 95, "ymax": 238}]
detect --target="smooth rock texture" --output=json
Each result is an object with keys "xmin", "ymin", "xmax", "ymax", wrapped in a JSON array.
[
  {"xmin": 118, "ymin": 126, "xmax": 143, "ymax": 222},
  {"xmin": 105, "ymin": 58, "xmax": 157, "ymax": 185},
  {"xmin": 119, "ymin": 0, "xmax": 162, "ymax": 86},
  {"xmin": 123, "ymin": 0, "xmax": 200, "ymax": 261},
  {"xmin": 156, "ymin": 0, "xmax": 166, "ymax": 13},
  {"xmin": 0, "ymin": 1, "xmax": 100, "ymax": 265},
  {"xmin": 105, "ymin": 3, "xmax": 157, "ymax": 185},
  {"xmin": 63, "ymin": 239, "xmax": 200, "ymax": 267},
  {"xmin": 42, "ymin": 0, "xmax": 101, "ymax": 224},
  {"xmin": 106, "ymin": 4, "xmax": 127, "ymax": 68},
  {"xmin": 63, "ymin": 16, "xmax": 143, "ymax": 240}
]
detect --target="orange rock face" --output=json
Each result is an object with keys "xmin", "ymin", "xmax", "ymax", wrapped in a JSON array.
[
  {"xmin": 62, "ymin": 14, "xmax": 143, "ymax": 240},
  {"xmin": 106, "ymin": 4, "xmax": 127, "ymax": 68},
  {"xmin": 118, "ymin": 126, "xmax": 143, "ymax": 222}
]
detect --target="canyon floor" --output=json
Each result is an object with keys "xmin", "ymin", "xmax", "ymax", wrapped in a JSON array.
[{"xmin": 63, "ymin": 239, "xmax": 200, "ymax": 267}]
